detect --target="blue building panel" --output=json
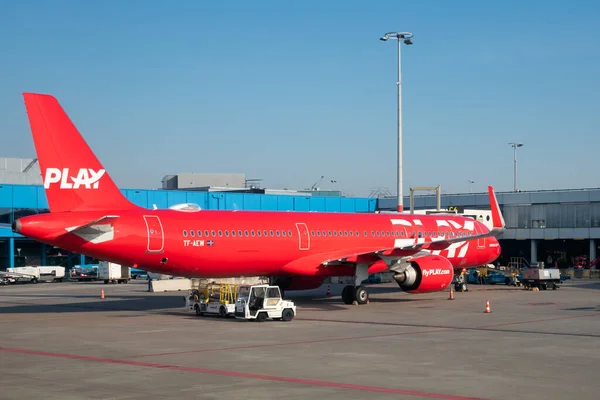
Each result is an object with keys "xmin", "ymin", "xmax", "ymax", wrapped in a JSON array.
[
  {"xmin": 207, "ymin": 193, "xmax": 224, "ymax": 210},
  {"xmin": 309, "ymin": 197, "xmax": 326, "ymax": 212},
  {"xmin": 124, "ymin": 190, "xmax": 149, "ymax": 208},
  {"xmin": 260, "ymin": 195, "xmax": 278, "ymax": 211},
  {"xmin": 36, "ymin": 186, "xmax": 48, "ymax": 209},
  {"xmin": 186, "ymin": 192, "xmax": 209, "ymax": 210},
  {"xmin": 224, "ymin": 193, "xmax": 244, "ymax": 210},
  {"xmin": 0, "ymin": 185, "xmax": 12, "ymax": 207},
  {"xmin": 242, "ymin": 194, "xmax": 261, "ymax": 211},
  {"xmin": 325, "ymin": 197, "xmax": 341, "ymax": 212},
  {"xmin": 12, "ymin": 185, "xmax": 39, "ymax": 208},
  {"xmin": 167, "ymin": 191, "xmax": 188, "ymax": 206},
  {"xmin": 277, "ymin": 196, "xmax": 294, "ymax": 211},
  {"xmin": 340, "ymin": 198, "xmax": 355, "ymax": 212},
  {"xmin": 293, "ymin": 196, "xmax": 310, "ymax": 211},
  {"xmin": 147, "ymin": 191, "xmax": 169, "ymax": 209}
]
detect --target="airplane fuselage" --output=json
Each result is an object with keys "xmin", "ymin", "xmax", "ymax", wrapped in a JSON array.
[{"xmin": 15, "ymin": 208, "xmax": 501, "ymax": 278}]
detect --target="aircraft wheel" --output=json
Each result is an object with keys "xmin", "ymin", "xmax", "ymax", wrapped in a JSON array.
[
  {"xmin": 341, "ymin": 285, "xmax": 354, "ymax": 304},
  {"xmin": 354, "ymin": 286, "xmax": 369, "ymax": 305}
]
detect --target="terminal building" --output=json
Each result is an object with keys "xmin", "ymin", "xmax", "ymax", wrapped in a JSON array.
[
  {"xmin": 378, "ymin": 188, "xmax": 600, "ymax": 269},
  {"xmin": 0, "ymin": 157, "xmax": 377, "ymax": 269}
]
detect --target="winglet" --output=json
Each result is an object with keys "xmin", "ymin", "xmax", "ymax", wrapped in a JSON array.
[{"xmin": 487, "ymin": 186, "xmax": 505, "ymax": 235}]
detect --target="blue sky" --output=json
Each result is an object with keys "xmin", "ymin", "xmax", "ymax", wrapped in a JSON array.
[{"xmin": 1, "ymin": 0, "xmax": 599, "ymax": 197}]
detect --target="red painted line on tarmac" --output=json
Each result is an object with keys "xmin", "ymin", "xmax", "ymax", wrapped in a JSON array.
[
  {"xmin": 477, "ymin": 312, "xmax": 600, "ymax": 329},
  {"xmin": 127, "ymin": 327, "xmax": 455, "ymax": 359},
  {"xmin": 0, "ymin": 346, "xmax": 487, "ymax": 400}
]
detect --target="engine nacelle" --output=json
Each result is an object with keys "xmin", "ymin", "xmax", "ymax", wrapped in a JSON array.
[{"xmin": 392, "ymin": 255, "xmax": 454, "ymax": 294}]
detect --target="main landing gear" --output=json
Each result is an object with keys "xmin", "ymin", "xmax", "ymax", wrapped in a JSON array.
[{"xmin": 341, "ymin": 264, "xmax": 370, "ymax": 305}]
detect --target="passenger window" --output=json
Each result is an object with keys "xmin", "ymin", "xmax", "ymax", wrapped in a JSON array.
[
  {"xmin": 317, "ymin": 231, "xmax": 321, "ymax": 236},
  {"xmin": 288, "ymin": 230, "xmax": 292, "ymax": 236},
  {"xmin": 251, "ymin": 230, "xmax": 256, "ymax": 236},
  {"xmin": 282, "ymin": 230, "xmax": 286, "ymax": 237},
  {"xmin": 333, "ymin": 231, "xmax": 337, "ymax": 236},
  {"xmin": 238, "ymin": 230, "xmax": 243, "ymax": 236},
  {"xmin": 225, "ymin": 230, "xmax": 229, "ymax": 237},
  {"xmin": 263, "ymin": 230, "xmax": 268, "ymax": 236},
  {"xmin": 218, "ymin": 230, "xmax": 223, "ymax": 237},
  {"xmin": 270, "ymin": 230, "xmax": 274, "ymax": 236},
  {"xmin": 276, "ymin": 230, "xmax": 280, "ymax": 237},
  {"xmin": 245, "ymin": 230, "xmax": 249, "ymax": 236},
  {"xmin": 183, "ymin": 230, "xmax": 188, "ymax": 237},
  {"xmin": 328, "ymin": 230, "xmax": 332, "ymax": 236},
  {"xmin": 197, "ymin": 230, "xmax": 202, "ymax": 237},
  {"xmin": 232, "ymin": 230, "xmax": 236, "ymax": 237},
  {"xmin": 211, "ymin": 230, "xmax": 216, "ymax": 237},
  {"xmin": 190, "ymin": 230, "xmax": 195, "ymax": 237},
  {"xmin": 364, "ymin": 230, "xmax": 368, "ymax": 236},
  {"xmin": 311, "ymin": 230, "xmax": 315, "ymax": 236},
  {"xmin": 257, "ymin": 230, "xmax": 261, "ymax": 236},
  {"xmin": 204, "ymin": 230, "xmax": 209, "ymax": 237}
]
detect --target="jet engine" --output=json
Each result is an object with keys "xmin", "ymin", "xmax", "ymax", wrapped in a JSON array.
[{"xmin": 392, "ymin": 255, "xmax": 454, "ymax": 293}]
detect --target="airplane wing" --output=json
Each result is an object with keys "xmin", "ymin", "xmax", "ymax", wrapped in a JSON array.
[{"xmin": 281, "ymin": 186, "xmax": 505, "ymax": 272}]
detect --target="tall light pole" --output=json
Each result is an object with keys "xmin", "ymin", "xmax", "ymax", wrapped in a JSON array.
[
  {"xmin": 509, "ymin": 142, "xmax": 523, "ymax": 192},
  {"xmin": 380, "ymin": 31, "xmax": 413, "ymax": 213},
  {"xmin": 468, "ymin": 180, "xmax": 474, "ymax": 194}
]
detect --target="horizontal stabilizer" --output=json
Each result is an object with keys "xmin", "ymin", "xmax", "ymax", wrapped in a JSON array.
[{"xmin": 63, "ymin": 215, "xmax": 119, "ymax": 244}]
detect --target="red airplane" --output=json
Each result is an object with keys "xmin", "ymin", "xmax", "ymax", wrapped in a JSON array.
[{"xmin": 13, "ymin": 93, "xmax": 504, "ymax": 304}]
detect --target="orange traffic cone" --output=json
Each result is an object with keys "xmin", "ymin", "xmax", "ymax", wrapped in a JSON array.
[
  {"xmin": 326, "ymin": 285, "xmax": 331, "ymax": 297},
  {"xmin": 484, "ymin": 300, "xmax": 491, "ymax": 313},
  {"xmin": 101, "ymin": 289, "xmax": 105, "ymax": 299},
  {"xmin": 448, "ymin": 287, "xmax": 454, "ymax": 300}
]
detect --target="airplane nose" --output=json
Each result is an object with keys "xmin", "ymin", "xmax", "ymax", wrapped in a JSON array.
[{"xmin": 12, "ymin": 219, "xmax": 21, "ymax": 234}]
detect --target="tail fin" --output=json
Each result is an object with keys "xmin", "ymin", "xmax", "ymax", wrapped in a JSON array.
[
  {"xmin": 22, "ymin": 93, "xmax": 138, "ymax": 213},
  {"xmin": 487, "ymin": 185, "xmax": 505, "ymax": 236}
]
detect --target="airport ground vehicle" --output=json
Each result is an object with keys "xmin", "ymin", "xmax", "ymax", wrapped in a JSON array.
[
  {"xmin": 234, "ymin": 285, "xmax": 296, "ymax": 321},
  {"xmin": 521, "ymin": 268, "xmax": 561, "ymax": 290},
  {"xmin": 186, "ymin": 283, "xmax": 238, "ymax": 317},
  {"xmin": 99, "ymin": 261, "xmax": 131, "ymax": 284}
]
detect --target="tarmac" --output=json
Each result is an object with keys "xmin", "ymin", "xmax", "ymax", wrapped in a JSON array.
[{"xmin": 1, "ymin": 278, "xmax": 599, "ymax": 400}]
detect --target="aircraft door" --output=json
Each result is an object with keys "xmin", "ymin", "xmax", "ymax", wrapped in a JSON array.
[
  {"xmin": 143, "ymin": 215, "xmax": 165, "ymax": 253},
  {"xmin": 295, "ymin": 223, "xmax": 310, "ymax": 250}
]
